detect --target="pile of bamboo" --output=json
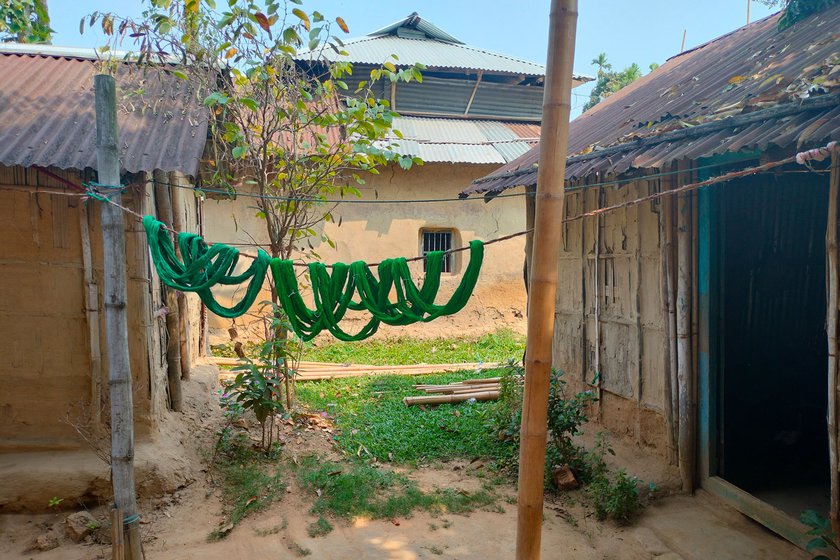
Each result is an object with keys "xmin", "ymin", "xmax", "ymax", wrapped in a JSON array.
[{"xmin": 403, "ymin": 377, "xmax": 501, "ymax": 406}]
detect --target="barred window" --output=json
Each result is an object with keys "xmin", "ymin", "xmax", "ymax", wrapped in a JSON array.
[{"xmin": 422, "ymin": 230, "xmax": 453, "ymax": 273}]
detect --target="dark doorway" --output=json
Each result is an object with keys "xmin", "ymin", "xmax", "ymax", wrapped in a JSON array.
[{"xmin": 717, "ymin": 169, "xmax": 829, "ymax": 517}]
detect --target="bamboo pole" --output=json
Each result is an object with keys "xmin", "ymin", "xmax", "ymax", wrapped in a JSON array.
[
  {"xmin": 110, "ymin": 508, "xmax": 124, "ymax": 560},
  {"xmin": 94, "ymin": 74, "xmax": 143, "ymax": 560},
  {"xmin": 676, "ymin": 165, "xmax": 695, "ymax": 493},
  {"xmin": 659, "ymin": 175, "xmax": 678, "ymax": 464},
  {"xmin": 403, "ymin": 390, "xmax": 499, "ymax": 406},
  {"xmin": 79, "ymin": 203, "xmax": 103, "ymax": 431},
  {"xmin": 170, "ymin": 172, "xmax": 192, "ymax": 380},
  {"xmin": 827, "ymin": 152, "xmax": 839, "ymax": 536},
  {"xmin": 516, "ymin": 1, "xmax": 577, "ymax": 558},
  {"xmin": 154, "ymin": 170, "xmax": 183, "ymax": 412}
]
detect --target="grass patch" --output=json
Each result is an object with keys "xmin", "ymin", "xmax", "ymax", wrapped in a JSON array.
[
  {"xmin": 296, "ymin": 457, "xmax": 498, "ymax": 520},
  {"xmin": 307, "ymin": 516, "xmax": 334, "ymax": 537},
  {"xmin": 296, "ymin": 369, "xmax": 513, "ymax": 464},
  {"xmin": 212, "ymin": 329, "xmax": 525, "ymax": 366},
  {"xmin": 302, "ymin": 329, "xmax": 524, "ymax": 365},
  {"xmin": 209, "ymin": 437, "xmax": 286, "ymax": 540}
]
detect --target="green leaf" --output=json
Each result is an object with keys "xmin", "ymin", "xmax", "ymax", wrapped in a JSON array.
[
  {"xmin": 170, "ymin": 70, "xmax": 188, "ymax": 80},
  {"xmin": 806, "ymin": 537, "xmax": 828, "ymax": 551},
  {"xmin": 203, "ymin": 0, "xmax": 216, "ymax": 8},
  {"xmin": 240, "ymin": 97, "xmax": 258, "ymax": 111},
  {"xmin": 232, "ymin": 146, "xmax": 246, "ymax": 159},
  {"xmin": 801, "ymin": 510, "xmax": 830, "ymax": 531}
]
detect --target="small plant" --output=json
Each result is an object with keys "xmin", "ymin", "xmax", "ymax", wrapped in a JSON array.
[
  {"xmin": 801, "ymin": 509, "xmax": 839, "ymax": 559},
  {"xmin": 288, "ymin": 541, "xmax": 312, "ymax": 557},
  {"xmin": 85, "ymin": 520, "xmax": 101, "ymax": 531},
  {"xmin": 226, "ymin": 356, "xmax": 286, "ymax": 452},
  {"xmin": 427, "ymin": 545, "xmax": 444, "ymax": 555},
  {"xmin": 307, "ymin": 516, "xmax": 334, "ymax": 537},
  {"xmin": 590, "ymin": 469, "xmax": 641, "ymax": 524},
  {"xmin": 48, "ymin": 497, "xmax": 63, "ymax": 509}
]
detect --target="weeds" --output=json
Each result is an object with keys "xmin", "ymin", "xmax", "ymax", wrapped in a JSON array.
[
  {"xmin": 296, "ymin": 457, "xmax": 498, "ymax": 521},
  {"xmin": 490, "ymin": 363, "xmax": 646, "ymax": 524},
  {"xmin": 801, "ymin": 509, "xmax": 839, "ymax": 559},
  {"xmin": 307, "ymin": 516, "xmax": 334, "ymax": 537},
  {"xmin": 590, "ymin": 469, "xmax": 641, "ymax": 524},
  {"xmin": 209, "ymin": 436, "xmax": 285, "ymax": 540},
  {"xmin": 288, "ymin": 542, "xmax": 312, "ymax": 557}
]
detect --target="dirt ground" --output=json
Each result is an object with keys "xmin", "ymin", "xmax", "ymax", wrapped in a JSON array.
[{"xmin": 0, "ymin": 363, "xmax": 807, "ymax": 560}]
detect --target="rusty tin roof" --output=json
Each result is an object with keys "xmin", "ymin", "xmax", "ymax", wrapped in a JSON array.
[
  {"xmin": 464, "ymin": 6, "xmax": 840, "ymax": 196},
  {"xmin": 0, "ymin": 46, "xmax": 208, "ymax": 176}
]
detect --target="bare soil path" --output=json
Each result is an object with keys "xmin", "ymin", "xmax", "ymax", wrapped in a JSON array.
[{"xmin": 0, "ymin": 363, "xmax": 806, "ymax": 560}]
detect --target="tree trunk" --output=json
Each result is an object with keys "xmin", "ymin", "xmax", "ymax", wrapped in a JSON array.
[
  {"xmin": 154, "ymin": 171, "xmax": 183, "ymax": 412},
  {"xmin": 94, "ymin": 74, "xmax": 143, "ymax": 560}
]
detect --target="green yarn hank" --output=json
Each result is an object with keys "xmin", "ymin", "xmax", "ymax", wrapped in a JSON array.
[{"xmin": 142, "ymin": 215, "xmax": 485, "ymax": 340}]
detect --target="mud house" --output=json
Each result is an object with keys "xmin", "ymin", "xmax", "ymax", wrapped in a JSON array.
[
  {"xmin": 202, "ymin": 13, "xmax": 591, "ymax": 342},
  {"xmin": 0, "ymin": 44, "xmax": 208, "ymax": 509},
  {"xmin": 464, "ymin": 6, "xmax": 840, "ymax": 547}
]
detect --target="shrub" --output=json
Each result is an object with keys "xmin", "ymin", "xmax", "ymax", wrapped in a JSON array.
[{"xmin": 590, "ymin": 469, "xmax": 641, "ymax": 524}]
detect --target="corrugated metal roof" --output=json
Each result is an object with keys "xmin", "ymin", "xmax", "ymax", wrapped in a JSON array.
[
  {"xmin": 465, "ymin": 6, "xmax": 840, "ymax": 196},
  {"xmin": 368, "ymin": 12, "xmax": 464, "ymax": 45},
  {"xmin": 319, "ymin": 34, "xmax": 548, "ymax": 76},
  {"xmin": 384, "ymin": 116, "xmax": 539, "ymax": 164},
  {"xmin": 0, "ymin": 48, "xmax": 208, "ymax": 176},
  {"xmin": 300, "ymin": 13, "xmax": 585, "ymax": 79}
]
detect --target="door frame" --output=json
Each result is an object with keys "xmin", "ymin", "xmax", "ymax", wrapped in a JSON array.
[{"xmin": 695, "ymin": 154, "xmax": 811, "ymax": 548}]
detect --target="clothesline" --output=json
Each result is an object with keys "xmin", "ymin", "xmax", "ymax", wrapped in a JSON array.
[{"xmin": 6, "ymin": 140, "xmax": 835, "ymax": 268}]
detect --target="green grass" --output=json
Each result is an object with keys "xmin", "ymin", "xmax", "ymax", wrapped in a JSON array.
[
  {"xmin": 307, "ymin": 516, "xmax": 334, "ymax": 537},
  {"xmin": 296, "ymin": 457, "xmax": 498, "ymax": 520},
  {"xmin": 209, "ymin": 438, "xmax": 286, "ymax": 540},
  {"xmin": 296, "ymin": 369, "xmax": 515, "ymax": 464},
  {"xmin": 300, "ymin": 329, "xmax": 524, "ymax": 365}
]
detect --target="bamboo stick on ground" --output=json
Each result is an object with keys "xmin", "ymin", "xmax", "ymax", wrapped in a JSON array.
[{"xmin": 403, "ymin": 390, "xmax": 500, "ymax": 406}]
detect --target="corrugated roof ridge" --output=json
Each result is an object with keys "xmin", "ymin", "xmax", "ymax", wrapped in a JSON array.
[{"xmin": 331, "ymin": 33, "xmax": 546, "ymax": 74}]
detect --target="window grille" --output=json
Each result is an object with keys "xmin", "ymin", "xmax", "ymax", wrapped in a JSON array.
[{"xmin": 422, "ymin": 230, "xmax": 453, "ymax": 273}]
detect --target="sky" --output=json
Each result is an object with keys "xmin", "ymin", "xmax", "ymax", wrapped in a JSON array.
[{"xmin": 48, "ymin": 1, "xmax": 779, "ymax": 118}]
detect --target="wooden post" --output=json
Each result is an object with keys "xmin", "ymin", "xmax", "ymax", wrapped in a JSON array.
[
  {"xmin": 516, "ymin": 1, "xmax": 577, "ymax": 558},
  {"xmin": 524, "ymin": 184, "xmax": 536, "ymax": 297},
  {"xmin": 80, "ymin": 203, "xmax": 103, "ymax": 430},
  {"xmin": 676, "ymin": 166, "xmax": 694, "ymax": 493},
  {"xmin": 170, "ymin": 173, "xmax": 192, "ymax": 380},
  {"xmin": 154, "ymin": 171, "xmax": 183, "ymax": 412},
  {"xmin": 826, "ymin": 152, "xmax": 839, "ymax": 536},
  {"xmin": 95, "ymin": 74, "xmax": 143, "ymax": 560},
  {"xmin": 660, "ymin": 172, "xmax": 678, "ymax": 464},
  {"xmin": 110, "ymin": 508, "xmax": 124, "ymax": 560}
]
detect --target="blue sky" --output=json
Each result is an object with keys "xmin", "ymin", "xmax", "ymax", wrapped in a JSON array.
[{"xmin": 48, "ymin": 1, "xmax": 778, "ymax": 118}]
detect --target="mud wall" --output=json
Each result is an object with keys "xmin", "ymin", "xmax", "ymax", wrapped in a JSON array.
[
  {"xmin": 553, "ymin": 178, "xmax": 669, "ymax": 455},
  {"xmin": 0, "ymin": 165, "xmax": 201, "ymax": 451},
  {"xmin": 202, "ymin": 162, "xmax": 528, "ymax": 342}
]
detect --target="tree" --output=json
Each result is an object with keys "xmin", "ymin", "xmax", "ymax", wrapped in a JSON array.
[
  {"xmin": 583, "ymin": 55, "xmax": 648, "ymax": 112},
  {"xmin": 758, "ymin": 0, "xmax": 840, "ymax": 28},
  {"xmin": 0, "ymin": 0, "xmax": 51, "ymax": 43},
  {"xmin": 91, "ymin": 0, "xmax": 422, "ymax": 413}
]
